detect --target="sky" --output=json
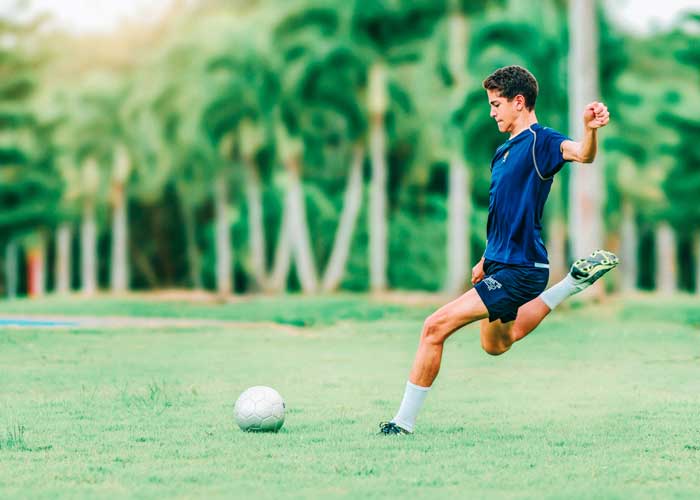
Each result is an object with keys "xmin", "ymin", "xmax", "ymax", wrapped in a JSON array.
[
  {"xmin": 0, "ymin": 0, "xmax": 698, "ymax": 35},
  {"xmin": 1, "ymin": 0, "xmax": 174, "ymax": 33}
]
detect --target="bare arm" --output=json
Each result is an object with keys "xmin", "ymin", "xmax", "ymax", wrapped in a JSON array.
[{"xmin": 561, "ymin": 101, "xmax": 610, "ymax": 163}]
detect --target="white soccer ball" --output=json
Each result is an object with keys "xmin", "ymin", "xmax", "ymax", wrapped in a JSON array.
[{"xmin": 233, "ymin": 386, "xmax": 286, "ymax": 432}]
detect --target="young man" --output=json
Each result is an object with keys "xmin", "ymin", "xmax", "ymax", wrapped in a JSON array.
[{"xmin": 380, "ymin": 65, "xmax": 618, "ymax": 435}]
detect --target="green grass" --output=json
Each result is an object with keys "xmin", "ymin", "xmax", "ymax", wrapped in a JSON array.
[
  {"xmin": 0, "ymin": 294, "xmax": 431, "ymax": 326},
  {"xmin": 1, "ymin": 294, "xmax": 699, "ymax": 499}
]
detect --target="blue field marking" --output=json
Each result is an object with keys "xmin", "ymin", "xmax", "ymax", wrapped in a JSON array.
[{"xmin": 0, "ymin": 318, "xmax": 78, "ymax": 327}]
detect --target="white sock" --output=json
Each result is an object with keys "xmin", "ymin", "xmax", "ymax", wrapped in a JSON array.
[
  {"xmin": 539, "ymin": 274, "xmax": 587, "ymax": 310},
  {"xmin": 392, "ymin": 381, "xmax": 430, "ymax": 432}
]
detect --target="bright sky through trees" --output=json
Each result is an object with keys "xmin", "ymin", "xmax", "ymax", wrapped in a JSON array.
[{"xmin": 0, "ymin": 0, "xmax": 697, "ymax": 35}]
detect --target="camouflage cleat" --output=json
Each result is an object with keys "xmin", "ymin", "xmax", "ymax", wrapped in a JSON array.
[
  {"xmin": 570, "ymin": 249, "xmax": 619, "ymax": 288},
  {"xmin": 378, "ymin": 421, "xmax": 411, "ymax": 435}
]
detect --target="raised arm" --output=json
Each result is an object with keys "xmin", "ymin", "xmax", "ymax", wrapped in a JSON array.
[{"xmin": 560, "ymin": 101, "xmax": 610, "ymax": 163}]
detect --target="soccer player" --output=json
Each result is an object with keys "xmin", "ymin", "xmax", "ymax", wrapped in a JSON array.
[{"xmin": 380, "ymin": 65, "xmax": 618, "ymax": 435}]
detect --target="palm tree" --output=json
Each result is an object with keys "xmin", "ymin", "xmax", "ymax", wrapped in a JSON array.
[
  {"xmin": 277, "ymin": 36, "xmax": 368, "ymax": 291},
  {"xmin": 695, "ymin": 231, "xmax": 700, "ymax": 296},
  {"xmin": 78, "ymin": 156, "xmax": 100, "ymax": 295},
  {"xmin": 567, "ymin": 0, "xmax": 604, "ymax": 278},
  {"xmin": 200, "ymin": 37, "xmax": 279, "ymax": 295},
  {"xmin": 55, "ymin": 221, "xmax": 72, "ymax": 294},
  {"xmin": 109, "ymin": 144, "xmax": 131, "ymax": 292},
  {"xmin": 204, "ymin": 40, "xmax": 280, "ymax": 292},
  {"xmin": 350, "ymin": 0, "xmax": 445, "ymax": 292},
  {"xmin": 655, "ymin": 221, "xmax": 678, "ymax": 294},
  {"xmin": 613, "ymin": 158, "xmax": 664, "ymax": 292},
  {"xmin": 661, "ymin": 14, "xmax": 700, "ymax": 294},
  {"xmin": 274, "ymin": 122, "xmax": 320, "ymax": 292},
  {"xmin": 619, "ymin": 199, "xmax": 637, "ymax": 292},
  {"xmin": 56, "ymin": 82, "xmax": 127, "ymax": 295},
  {"xmin": 0, "ymin": 9, "xmax": 60, "ymax": 297},
  {"xmin": 4, "ymin": 240, "xmax": 19, "ymax": 298},
  {"xmin": 444, "ymin": 0, "xmax": 471, "ymax": 294},
  {"xmin": 239, "ymin": 118, "xmax": 269, "ymax": 291},
  {"xmin": 321, "ymin": 144, "xmax": 365, "ymax": 292},
  {"xmin": 366, "ymin": 60, "xmax": 389, "ymax": 292},
  {"xmin": 49, "ymin": 120, "xmax": 83, "ymax": 296},
  {"xmin": 25, "ymin": 233, "xmax": 47, "ymax": 297},
  {"xmin": 213, "ymin": 133, "xmax": 234, "ymax": 296},
  {"xmin": 272, "ymin": 6, "xmax": 367, "ymax": 293}
]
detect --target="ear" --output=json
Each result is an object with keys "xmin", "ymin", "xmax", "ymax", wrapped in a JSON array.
[{"xmin": 514, "ymin": 94, "xmax": 525, "ymax": 110}]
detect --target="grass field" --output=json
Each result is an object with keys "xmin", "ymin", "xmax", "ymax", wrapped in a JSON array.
[{"xmin": 1, "ymin": 294, "xmax": 699, "ymax": 499}]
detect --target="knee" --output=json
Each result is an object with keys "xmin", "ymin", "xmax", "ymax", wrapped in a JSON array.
[
  {"xmin": 481, "ymin": 340, "xmax": 510, "ymax": 356},
  {"xmin": 421, "ymin": 313, "xmax": 449, "ymax": 345}
]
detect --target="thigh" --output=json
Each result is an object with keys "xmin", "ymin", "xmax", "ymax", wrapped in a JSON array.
[
  {"xmin": 480, "ymin": 318, "xmax": 514, "ymax": 348},
  {"xmin": 427, "ymin": 288, "xmax": 489, "ymax": 338}
]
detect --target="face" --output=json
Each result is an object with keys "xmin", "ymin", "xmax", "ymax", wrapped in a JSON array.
[{"xmin": 486, "ymin": 89, "xmax": 525, "ymax": 134}]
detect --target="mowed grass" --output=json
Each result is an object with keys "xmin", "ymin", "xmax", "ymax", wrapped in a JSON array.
[{"xmin": 1, "ymin": 294, "xmax": 699, "ymax": 499}]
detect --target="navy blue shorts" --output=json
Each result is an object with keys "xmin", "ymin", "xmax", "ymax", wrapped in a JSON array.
[{"xmin": 474, "ymin": 259, "xmax": 549, "ymax": 323}]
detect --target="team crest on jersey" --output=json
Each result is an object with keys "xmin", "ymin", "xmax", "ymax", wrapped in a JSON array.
[{"xmin": 482, "ymin": 277, "xmax": 502, "ymax": 291}]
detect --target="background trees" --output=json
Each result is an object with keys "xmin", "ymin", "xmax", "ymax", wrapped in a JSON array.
[
  {"xmin": 1, "ymin": 0, "xmax": 697, "ymax": 297},
  {"xmin": 0, "ymin": 12, "xmax": 61, "ymax": 297}
]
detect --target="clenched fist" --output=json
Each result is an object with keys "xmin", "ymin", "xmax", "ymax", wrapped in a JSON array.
[{"xmin": 583, "ymin": 101, "xmax": 609, "ymax": 129}]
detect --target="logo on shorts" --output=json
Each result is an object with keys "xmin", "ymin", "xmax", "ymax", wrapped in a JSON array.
[{"xmin": 482, "ymin": 277, "xmax": 502, "ymax": 291}]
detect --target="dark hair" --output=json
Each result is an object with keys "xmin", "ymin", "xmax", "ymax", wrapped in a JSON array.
[{"xmin": 482, "ymin": 65, "xmax": 538, "ymax": 110}]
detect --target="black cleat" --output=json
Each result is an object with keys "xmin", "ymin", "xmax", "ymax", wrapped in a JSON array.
[
  {"xmin": 570, "ymin": 249, "xmax": 619, "ymax": 288},
  {"xmin": 379, "ymin": 421, "xmax": 411, "ymax": 435}
]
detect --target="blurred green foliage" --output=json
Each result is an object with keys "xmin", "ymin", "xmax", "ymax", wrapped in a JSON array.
[{"xmin": 0, "ymin": 0, "xmax": 698, "ymax": 293}]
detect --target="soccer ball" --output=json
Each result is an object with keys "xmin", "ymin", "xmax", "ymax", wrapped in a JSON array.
[{"xmin": 233, "ymin": 386, "xmax": 286, "ymax": 432}]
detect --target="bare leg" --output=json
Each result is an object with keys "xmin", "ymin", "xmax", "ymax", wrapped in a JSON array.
[
  {"xmin": 382, "ymin": 289, "xmax": 489, "ymax": 433},
  {"xmin": 479, "ymin": 297, "xmax": 551, "ymax": 354},
  {"xmin": 505, "ymin": 250, "xmax": 621, "ymax": 346},
  {"xmin": 511, "ymin": 297, "xmax": 551, "ymax": 342},
  {"xmin": 408, "ymin": 288, "xmax": 489, "ymax": 387}
]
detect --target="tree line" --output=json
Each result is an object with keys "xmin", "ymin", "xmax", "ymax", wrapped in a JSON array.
[{"xmin": 1, "ymin": 0, "xmax": 698, "ymax": 298}]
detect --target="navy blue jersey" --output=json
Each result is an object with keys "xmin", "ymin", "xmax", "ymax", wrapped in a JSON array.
[{"xmin": 484, "ymin": 123, "xmax": 570, "ymax": 267}]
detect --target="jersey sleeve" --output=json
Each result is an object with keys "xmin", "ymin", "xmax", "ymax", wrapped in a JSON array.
[{"xmin": 534, "ymin": 127, "xmax": 570, "ymax": 179}]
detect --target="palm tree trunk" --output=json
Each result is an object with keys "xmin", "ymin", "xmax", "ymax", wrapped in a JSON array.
[
  {"xmin": 27, "ymin": 234, "xmax": 46, "ymax": 298},
  {"xmin": 547, "ymin": 181, "xmax": 567, "ymax": 283},
  {"xmin": 285, "ymin": 155, "xmax": 318, "ymax": 293},
  {"xmin": 110, "ymin": 182, "xmax": 129, "ymax": 293},
  {"xmin": 446, "ymin": 152, "xmax": 471, "ymax": 294},
  {"xmin": 55, "ymin": 222, "xmax": 72, "ymax": 294},
  {"xmin": 655, "ymin": 221, "xmax": 677, "ymax": 294},
  {"xmin": 81, "ymin": 198, "xmax": 98, "ymax": 295},
  {"xmin": 620, "ymin": 200, "xmax": 638, "ymax": 292},
  {"xmin": 567, "ymin": 0, "xmax": 604, "ymax": 275},
  {"xmin": 244, "ymin": 159, "xmax": 267, "ymax": 291},
  {"xmin": 368, "ymin": 62, "xmax": 388, "ymax": 292},
  {"xmin": 693, "ymin": 229, "xmax": 700, "ymax": 296},
  {"xmin": 4, "ymin": 239, "xmax": 18, "ymax": 298},
  {"xmin": 269, "ymin": 207, "xmax": 292, "ymax": 292},
  {"xmin": 445, "ymin": 5, "xmax": 471, "ymax": 295},
  {"xmin": 322, "ymin": 144, "xmax": 364, "ymax": 292},
  {"xmin": 214, "ymin": 171, "xmax": 232, "ymax": 296}
]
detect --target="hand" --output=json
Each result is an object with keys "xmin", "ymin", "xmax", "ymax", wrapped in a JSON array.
[
  {"xmin": 471, "ymin": 258, "xmax": 485, "ymax": 285},
  {"xmin": 583, "ymin": 101, "xmax": 609, "ymax": 129}
]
